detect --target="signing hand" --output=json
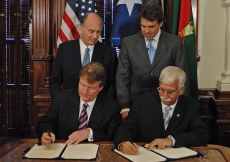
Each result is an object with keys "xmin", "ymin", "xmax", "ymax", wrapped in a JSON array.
[
  {"xmin": 64, "ymin": 129, "xmax": 90, "ymax": 145},
  {"xmin": 146, "ymin": 138, "xmax": 172, "ymax": 150},
  {"xmin": 120, "ymin": 141, "xmax": 139, "ymax": 155},
  {"xmin": 41, "ymin": 132, "xmax": 55, "ymax": 146}
]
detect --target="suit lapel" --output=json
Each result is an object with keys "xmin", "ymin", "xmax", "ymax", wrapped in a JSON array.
[
  {"xmin": 135, "ymin": 33, "xmax": 152, "ymax": 68},
  {"xmin": 88, "ymin": 94, "xmax": 104, "ymax": 128},
  {"xmin": 151, "ymin": 31, "xmax": 169, "ymax": 69},
  {"xmin": 66, "ymin": 91, "xmax": 81, "ymax": 130},
  {"xmin": 151, "ymin": 97, "xmax": 166, "ymax": 135},
  {"xmin": 91, "ymin": 42, "xmax": 104, "ymax": 62},
  {"xmin": 70, "ymin": 39, "xmax": 82, "ymax": 67},
  {"xmin": 166, "ymin": 98, "xmax": 186, "ymax": 132}
]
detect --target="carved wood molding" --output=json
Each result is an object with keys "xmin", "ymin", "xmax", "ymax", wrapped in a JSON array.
[
  {"xmin": 32, "ymin": 0, "xmax": 50, "ymax": 57},
  {"xmin": 221, "ymin": 0, "xmax": 230, "ymax": 7}
]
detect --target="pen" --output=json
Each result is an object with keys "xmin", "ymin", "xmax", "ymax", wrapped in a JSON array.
[
  {"xmin": 197, "ymin": 151, "xmax": 205, "ymax": 158},
  {"xmin": 48, "ymin": 132, "xmax": 53, "ymax": 143},
  {"xmin": 22, "ymin": 147, "xmax": 30, "ymax": 155},
  {"xmin": 128, "ymin": 138, "xmax": 134, "ymax": 146}
]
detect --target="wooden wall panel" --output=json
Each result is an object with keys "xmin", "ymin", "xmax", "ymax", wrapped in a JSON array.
[
  {"xmin": 31, "ymin": 0, "xmax": 66, "ymax": 136},
  {"xmin": 51, "ymin": 0, "xmax": 66, "ymax": 54}
]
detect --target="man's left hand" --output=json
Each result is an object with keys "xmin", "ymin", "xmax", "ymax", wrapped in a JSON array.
[
  {"xmin": 64, "ymin": 129, "xmax": 90, "ymax": 145},
  {"xmin": 146, "ymin": 138, "xmax": 172, "ymax": 150}
]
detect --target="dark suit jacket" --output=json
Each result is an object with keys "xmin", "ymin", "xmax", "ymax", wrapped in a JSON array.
[
  {"xmin": 49, "ymin": 39, "xmax": 118, "ymax": 100},
  {"xmin": 114, "ymin": 92, "xmax": 209, "ymax": 148},
  {"xmin": 116, "ymin": 31, "xmax": 189, "ymax": 109},
  {"xmin": 36, "ymin": 88, "xmax": 121, "ymax": 141}
]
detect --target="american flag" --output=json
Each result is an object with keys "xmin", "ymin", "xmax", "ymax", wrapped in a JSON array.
[{"xmin": 56, "ymin": 0, "xmax": 97, "ymax": 52}]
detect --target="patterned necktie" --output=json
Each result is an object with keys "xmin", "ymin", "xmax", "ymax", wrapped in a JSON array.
[
  {"xmin": 163, "ymin": 106, "xmax": 171, "ymax": 129},
  {"xmin": 78, "ymin": 103, "xmax": 88, "ymax": 130},
  {"xmin": 82, "ymin": 47, "xmax": 90, "ymax": 67},
  {"xmin": 147, "ymin": 39, "xmax": 155, "ymax": 64}
]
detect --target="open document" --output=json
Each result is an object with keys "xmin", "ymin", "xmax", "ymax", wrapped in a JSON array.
[
  {"xmin": 23, "ymin": 143, "xmax": 99, "ymax": 160},
  {"xmin": 114, "ymin": 147, "xmax": 166, "ymax": 162},
  {"xmin": 113, "ymin": 145, "xmax": 198, "ymax": 162}
]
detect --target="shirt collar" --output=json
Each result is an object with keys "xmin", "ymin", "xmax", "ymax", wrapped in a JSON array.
[
  {"xmin": 144, "ymin": 29, "xmax": 161, "ymax": 41},
  {"xmin": 79, "ymin": 39, "xmax": 94, "ymax": 52},
  {"xmin": 80, "ymin": 97, "xmax": 97, "ymax": 110},
  {"xmin": 161, "ymin": 99, "xmax": 178, "ymax": 111}
]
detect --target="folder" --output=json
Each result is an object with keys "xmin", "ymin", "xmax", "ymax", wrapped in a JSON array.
[
  {"xmin": 23, "ymin": 143, "xmax": 99, "ymax": 160},
  {"xmin": 113, "ymin": 145, "xmax": 199, "ymax": 161}
]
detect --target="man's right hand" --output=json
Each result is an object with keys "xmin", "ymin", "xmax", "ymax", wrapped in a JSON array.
[
  {"xmin": 122, "ymin": 110, "xmax": 130, "ymax": 121},
  {"xmin": 64, "ymin": 129, "xmax": 90, "ymax": 145},
  {"xmin": 120, "ymin": 141, "xmax": 139, "ymax": 155},
  {"xmin": 41, "ymin": 132, "xmax": 55, "ymax": 146}
]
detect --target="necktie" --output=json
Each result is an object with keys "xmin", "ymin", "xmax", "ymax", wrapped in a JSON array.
[
  {"xmin": 82, "ymin": 47, "xmax": 90, "ymax": 67},
  {"xmin": 163, "ymin": 106, "xmax": 171, "ymax": 129},
  {"xmin": 78, "ymin": 103, "xmax": 88, "ymax": 130},
  {"xmin": 147, "ymin": 39, "xmax": 155, "ymax": 64}
]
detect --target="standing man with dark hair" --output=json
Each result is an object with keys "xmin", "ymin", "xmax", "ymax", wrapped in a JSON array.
[
  {"xmin": 116, "ymin": 2, "xmax": 189, "ymax": 120},
  {"xmin": 37, "ymin": 62, "xmax": 121, "ymax": 146},
  {"xmin": 50, "ymin": 13, "xmax": 117, "ymax": 100},
  {"xmin": 114, "ymin": 66, "xmax": 208, "ymax": 155}
]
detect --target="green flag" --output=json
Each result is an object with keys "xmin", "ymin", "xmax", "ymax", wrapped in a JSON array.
[
  {"xmin": 178, "ymin": 0, "xmax": 198, "ymax": 100},
  {"xmin": 171, "ymin": 0, "xmax": 180, "ymax": 35}
]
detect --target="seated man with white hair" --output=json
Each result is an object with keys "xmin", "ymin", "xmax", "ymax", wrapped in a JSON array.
[{"xmin": 114, "ymin": 66, "xmax": 209, "ymax": 155}]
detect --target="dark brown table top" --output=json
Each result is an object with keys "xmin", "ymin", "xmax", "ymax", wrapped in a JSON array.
[{"xmin": 0, "ymin": 139, "xmax": 229, "ymax": 162}]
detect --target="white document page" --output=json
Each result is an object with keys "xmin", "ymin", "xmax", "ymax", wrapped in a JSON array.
[
  {"xmin": 24, "ymin": 143, "xmax": 66, "ymax": 159},
  {"xmin": 114, "ymin": 146, "xmax": 166, "ymax": 162},
  {"xmin": 61, "ymin": 143, "xmax": 99, "ymax": 159},
  {"xmin": 152, "ymin": 147, "xmax": 197, "ymax": 159}
]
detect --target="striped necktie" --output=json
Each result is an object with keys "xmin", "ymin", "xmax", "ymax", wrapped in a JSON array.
[
  {"xmin": 163, "ymin": 106, "xmax": 171, "ymax": 129},
  {"xmin": 82, "ymin": 47, "xmax": 90, "ymax": 67},
  {"xmin": 78, "ymin": 103, "xmax": 88, "ymax": 130},
  {"xmin": 147, "ymin": 39, "xmax": 155, "ymax": 64}
]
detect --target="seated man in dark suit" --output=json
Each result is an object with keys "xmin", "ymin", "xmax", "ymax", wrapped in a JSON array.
[
  {"xmin": 37, "ymin": 62, "xmax": 121, "ymax": 146},
  {"xmin": 114, "ymin": 66, "xmax": 208, "ymax": 154}
]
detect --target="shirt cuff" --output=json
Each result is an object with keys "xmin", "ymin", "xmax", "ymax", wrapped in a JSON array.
[
  {"xmin": 120, "ymin": 108, "xmax": 130, "ymax": 114},
  {"xmin": 167, "ymin": 135, "xmax": 175, "ymax": 146},
  {"xmin": 118, "ymin": 141, "xmax": 126, "ymax": 150},
  {"xmin": 87, "ymin": 128, "xmax": 94, "ymax": 141}
]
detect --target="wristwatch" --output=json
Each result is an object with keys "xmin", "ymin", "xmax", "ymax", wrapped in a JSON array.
[{"xmin": 167, "ymin": 135, "xmax": 174, "ymax": 146}]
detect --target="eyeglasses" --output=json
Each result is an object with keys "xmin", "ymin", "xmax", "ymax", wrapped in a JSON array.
[{"xmin": 157, "ymin": 87, "xmax": 176, "ymax": 95}]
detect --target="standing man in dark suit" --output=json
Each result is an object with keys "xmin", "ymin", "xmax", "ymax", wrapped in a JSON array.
[
  {"xmin": 116, "ymin": 2, "xmax": 189, "ymax": 120},
  {"xmin": 50, "ymin": 13, "xmax": 117, "ymax": 100},
  {"xmin": 37, "ymin": 62, "xmax": 121, "ymax": 146},
  {"xmin": 114, "ymin": 66, "xmax": 208, "ymax": 154}
]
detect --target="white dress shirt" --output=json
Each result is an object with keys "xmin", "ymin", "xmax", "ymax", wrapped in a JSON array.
[
  {"xmin": 79, "ymin": 97, "xmax": 96, "ymax": 141},
  {"xmin": 145, "ymin": 29, "xmax": 161, "ymax": 49},
  {"xmin": 79, "ymin": 39, "xmax": 94, "ymax": 64},
  {"xmin": 161, "ymin": 100, "xmax": 178, "ymax": 146}
]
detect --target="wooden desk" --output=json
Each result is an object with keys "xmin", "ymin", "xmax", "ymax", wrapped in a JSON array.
[{"xmin": 0, "ymin": 139, "xmax": 229, "ymax": 162}]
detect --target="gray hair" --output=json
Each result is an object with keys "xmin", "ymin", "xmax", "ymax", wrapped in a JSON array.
[{"xmin": 159, "ymin": 66, "xmax": 186, "ymax": 89}]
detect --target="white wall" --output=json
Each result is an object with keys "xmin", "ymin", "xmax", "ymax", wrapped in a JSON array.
[{"xmin": 198, "ymin": 0, "xmax": 225, "ymax": 88}]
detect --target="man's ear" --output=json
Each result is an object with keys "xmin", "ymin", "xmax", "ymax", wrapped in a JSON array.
[
  {"xmin": 179, "ymin": 86, "xmax": 185, "ymax": 95},
  {"xmin": 99, "ymin": 86, "xmax": 104, "ymax": 91},
  {"xmin": 159, "ymin": 22, "xmax": 163, "ymax": 28},
  {"xmin": 79, "ymin": 24, "xmax": 83, "ymax": 34}
]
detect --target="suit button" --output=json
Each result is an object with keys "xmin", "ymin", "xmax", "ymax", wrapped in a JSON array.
[{"xmin": 150, "ymin": 73, "xmax": 153, "ymax": 75}]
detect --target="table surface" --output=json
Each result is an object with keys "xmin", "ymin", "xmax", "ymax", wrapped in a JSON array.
[{"xmin": 0, "ymin": 139, "xmax": 229, "ymax": 162}]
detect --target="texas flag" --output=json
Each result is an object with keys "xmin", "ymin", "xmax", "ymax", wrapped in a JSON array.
[{"xmin": 110, "ymin": 0, "xmax": 142, "ymax": 48}]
